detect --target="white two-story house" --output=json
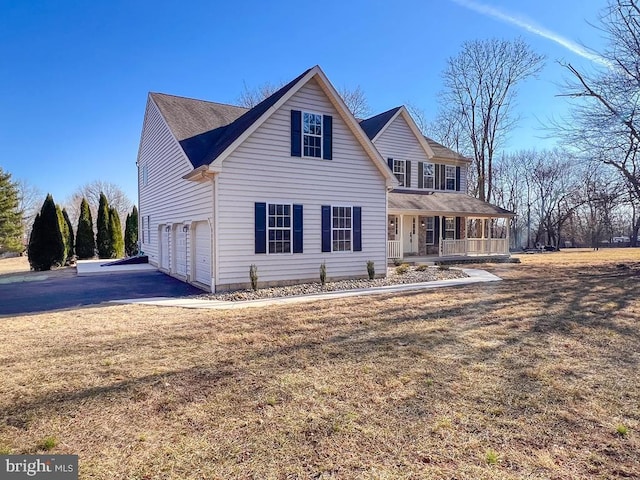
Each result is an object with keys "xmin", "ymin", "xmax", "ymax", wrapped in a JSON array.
[
  {"xmin": 136, "ymin": 65, "xmax": 513, "ymax": 292},
  {"xmin": 359, "ymin": 106, "xmax": 514, "ymax": 260}
]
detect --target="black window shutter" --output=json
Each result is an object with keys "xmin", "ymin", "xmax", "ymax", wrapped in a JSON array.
[
  {"xmin": 321, "ymin": 205, "xmax": 331, "ymax": 252},
  {"xmin": 291, "ymin": 110, "xmax": 301, "ymax": 157},
  {"xmin": 418, "ymin": 162, "xmax": 424, "ymax": 189},
  {"xmin": 434, "ymin": 164, "xmax": 440, "ymax": 190},
  {"xmin": 455, "ymin": 217, "xmax": 461, "ymax": 239},
  {"xmin": 255, "ymin": 202, "xmax": 266, "ymax": 254},
  {"xmin": 293, "ymin": 204, "xmax": 303, "ymax": 253},
  {"xmin": 405, "ymin": 161, "xmax": 411, "ymax": 188},
  {"xmin": 434, "ymin": 216, "xmax": 440, "ymax": 243},
  {"xmin": 353, "ymin": 207, "xmax": 362, "ymax": 251},
  {"xmin": 387, "ymin": 157, "xmax": 393, "ymax": 170},
  {"xmin": 323, "ymin": 115, "xmax": 332, "ymax": 160},
  {"xmin": 456, "ymin": 166, "xmax": 461, "ymax": 191},
  {"xmin": 440, "ymin": 164, "xmax": 446, "ymax": 190}
]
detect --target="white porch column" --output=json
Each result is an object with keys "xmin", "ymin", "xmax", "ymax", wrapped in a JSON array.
[
  {"xmin": 505, "ymin": 218, "xmax": 510, "ymax": 254},
  {"xmin": 487, "ymin": 218, "xmax": 492, "ymax": 255},
  {"xmin": 399, "ymin": 214, "xmax": 404, "ymax": 258},
  {"xmin": 439, "ymin": 216, "xmax": 443, "ymax": 257}
]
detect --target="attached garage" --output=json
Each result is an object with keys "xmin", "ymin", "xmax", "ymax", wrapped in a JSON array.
[
  {"xmin": 193, "ymin": 221, "xmax": 211, "ymax": 287},
  {"xmin": 160, "ymin": 226, "xmax": 170, "ymax": 271},
  {"xmin": 175, "ymin": 226, "xmax": 187, "ymax": 277}
]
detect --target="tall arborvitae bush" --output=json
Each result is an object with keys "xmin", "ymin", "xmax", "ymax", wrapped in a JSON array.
[
  {"xmin": 62, "ymin": 208, "xmax": 74, "ymax": 261},
  {"xmin": 75, "ymin": 197, "xmax": 95, "ymax": 259},
  {"xmin": 108, "ymin": 207, "xmax": 124, "ymax": 258},
  {"xmin": 124, "ymin": 205, "xmax": 138, "ymax": 256},
  {"xmin": 56, "ymin": 205, "xmax": 69, "ymax": 263},
  {"xmin": 28, "ymin": 194, "xmax": 65, "ymax": 270},
  {"xmin": 96, "ymin": 193, "xmax": 110, "ymax": 258}
]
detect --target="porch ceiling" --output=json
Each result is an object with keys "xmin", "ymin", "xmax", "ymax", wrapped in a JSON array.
[{"xmin": 388, "ymin": 191, "xmax": 516, "ymax": 218}]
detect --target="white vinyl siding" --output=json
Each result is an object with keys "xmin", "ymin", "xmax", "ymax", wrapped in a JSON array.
[
  {"xmin": 215, "ymin": 78, "xmax": 387, "ymax": 288},
  {"xmin": 373, "ymin": 114, "xmax": 467, "ymax": 193},
  {"xmin": 136, "ymin": 99, "xmax": 213, "ymax": 274}
]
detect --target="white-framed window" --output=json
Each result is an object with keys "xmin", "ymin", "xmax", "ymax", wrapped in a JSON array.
[
  {"xmin": 445, "ymin": 165, "xmax": 456, "ymax": 190},
  {"xmin": 425, "ymin": 217, "xmax": 435, "ymax": 245},
  {"xmin": 268, "ymin": 203, "xmax": 291, "ymax": 254},
  {"xmin": 142, "ymin": 215, "xmax": 151, "ymax": 244},
  {"xmin": 141, "ymin": 164, "xmax": 148, "ymax": 187},
  {"xmin": 423, "ymin": 162, "xmax": 434, "ymax": 189},
  {"xmin": 445, "ymin": 217, "xmax": 455, "ymax": 240},
  {"xmin": 332, "ymin": 206, "xmax": 352, "ymax": 252},
  {"xmin": 303, "ymin": 112, "xmax": 322, "ymax": 158},
  {"xmin": 393, "ymin": 160, "xmax": 407, "ymax": 187}
]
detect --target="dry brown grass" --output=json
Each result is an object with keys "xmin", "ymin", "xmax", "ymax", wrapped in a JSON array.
[
  {"xmin": 1, "ymin": 249, "xmax": 640, "ymax": 478},
  {"xmin": 0, "ymin": 255, "xmax": 30, "ymax": 274}
]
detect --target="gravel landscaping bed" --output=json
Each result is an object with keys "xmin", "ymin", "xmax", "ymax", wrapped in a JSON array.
[{"xmin": 198, "ymin": 266, "xmax": 468, "ymax": 302}]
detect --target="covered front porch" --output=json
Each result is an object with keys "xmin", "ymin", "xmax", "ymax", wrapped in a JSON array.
[
  {"xmin": 386, "ymin": 191, "xmax": 516, "ymax": 260},
  {"xmin": 387, "ymin": 214, "xmax": 510, "ymax": 259}
]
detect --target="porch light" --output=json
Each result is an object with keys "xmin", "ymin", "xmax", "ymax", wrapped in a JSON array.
[
  {"xmin": 421, "ymin": 220, "xmax": 425, "ymax": 227},
  {"xmin": 389, "ymin": 220, "xmax": 394, "ymax": 226},
  {"xmin": 165, "ymin": 225, "xmax": 171, "ymax": 232},
  {"xmin": 182, "ymin": 225, "xmax": 189, "ymax": 232}
]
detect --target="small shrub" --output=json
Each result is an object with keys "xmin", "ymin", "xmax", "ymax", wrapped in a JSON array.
[
  {"xmin": 320, "ymin": 262, "xmax": 327, "ymax": 287},
  {"xmin": 438, "ymin": 264, "xmax": 450, "ymax": 270},
  {"xmin": 396, "ymin": 263, "xmax": 409, "ymax": 275},
  {"xmin": 249, "ymin": 264, "xmax": 258, "ymax": 291},
  {"xmin": 0, "ymin": 445, "xmax": 10, "ymax": 455},
  {"xmin": 393, "ymin": 258, "xmax": 402, "ymax": 266},
  {"xmin": 616, "ymin": 424, "xmax": 629, "ymax": 437},
  {"xmin": 416, "ymin": 264, "xmax": 429, "ymax": 272},
  {"xmin": 37, "ymin": 436, "xmax": 57, "ymax": 451},
  {"xmin": 367, "ymin": 260, "xmax": 375, "ymax": 280},
  {"xmin": 485, "ymin": 449, "xmax": 499, "ymax": 465}
]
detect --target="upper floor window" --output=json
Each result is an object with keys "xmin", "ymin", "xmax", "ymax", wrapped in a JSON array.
[
  {"xmin": 303, "ymin": 112, "xmax": 322, "ymax": 158},
  {"xmin": 141, "ymin": 164, "xmax": 149, "ymax": 187},
  {"xmin": 423, "ymin": 162, "xmax": 434, "ymax": 189},
  {"xmin": 445, "ymin": 165, "xmax": 456, "ymax": 190},
  {"xmin": 393, "ymin": 160, "xmax": 407, "ymax": 187},
  {"xmin": 268, "ymin": 203, "xmax": 291, "ymax": 254}
]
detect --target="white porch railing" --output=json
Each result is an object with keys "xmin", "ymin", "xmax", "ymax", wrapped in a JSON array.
[
  {"xmin": 442, "ymin": 238, "xmax": 509, "ymax": 256},
  {"xmin": 388, "ymin": 240, "xmax": 402, "ymax": 259}
]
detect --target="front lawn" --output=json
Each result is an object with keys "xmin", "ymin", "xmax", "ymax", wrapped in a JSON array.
[{"xmin": 1, "ymin": 249, "xmax": 639, "ymax": 478}]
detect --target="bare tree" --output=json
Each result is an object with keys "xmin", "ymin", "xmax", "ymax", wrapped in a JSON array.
[
  {"xmin": 237, "ymin": 81, "xmax": 285, "ymax": 108},
  {"xmin": 65, "ymin": 180, "xmax": 133, "ymax": 230},
  {"xmin": 238, "ymin": 80, "xmax": 371, "ymax": 117},
  {"xmin": 15, "ymin": 178, "xmax": 43, "ymax": 241},
  {"xmin": 434, "ymin": 38, "xmax": 545, "ymax": 202},
  {"xmin": 560, "ymin": 0, "xmax": 640, "ymax": 209},
  {"xmin": 338, "ymin": 85, "xmax": 370, "ymax": 118}
]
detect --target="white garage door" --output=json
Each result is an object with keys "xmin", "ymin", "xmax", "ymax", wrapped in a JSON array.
[
  {"xmin": 175, "ymin": 227, "xmax": 187, "ymax": 277},
  {"xmin": 160, "ymin": 226, "xmax": 170, "ymax": 270},
  {"xmin": 194, "ymin": 221, "xmax": 211, "ymax": 286}
]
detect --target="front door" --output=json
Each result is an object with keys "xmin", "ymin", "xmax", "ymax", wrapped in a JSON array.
[{"xmin": 403, "ymin": 215, "xmax": 418, "ymax": 255}]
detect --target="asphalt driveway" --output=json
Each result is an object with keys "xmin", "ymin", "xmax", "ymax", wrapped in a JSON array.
[{"xmin": 0, "ymin": 270, "xmax": 203, "ymax": 316}]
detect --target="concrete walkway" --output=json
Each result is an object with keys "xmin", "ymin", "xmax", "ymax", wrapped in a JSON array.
[
  {"xmin": 109, "ymin": 268, "xmax": 502, "ymax": 310},
  {"xmin": 77, "ymin": 259, "xmax": 156, "ymax": 276}
]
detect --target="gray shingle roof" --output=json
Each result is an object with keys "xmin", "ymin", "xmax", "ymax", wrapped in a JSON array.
[
  {"xmin": 359, "ymin": 107, "xmax": 470, "ymax": 163},
  {"xmin": 150, "ymin": 67, "xmax": 313, "ymax": 168},
  {"xmin": 388, "ymin": 191, "xmax": 515, "ymax": 217},
  {"xmin": 358, "ymin": 107, "xmax": 402, "ymax": 139}
]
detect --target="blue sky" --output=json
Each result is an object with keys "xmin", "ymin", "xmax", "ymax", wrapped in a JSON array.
[{"xmin": 0, "ymin": 0, "xmax": 606, "ymax": 206}]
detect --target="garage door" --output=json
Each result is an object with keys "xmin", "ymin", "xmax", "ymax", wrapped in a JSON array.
[
  {"xmin": 175, "ymin": 227, "xmax": 187, "ymax": 277},
  {"xmin": 160, "ymin": 226, "xmax": 170, "ymax": 270},
  {"xmin": 194, "ymin": 221, "xmax": 211, "ymax": 286}
]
